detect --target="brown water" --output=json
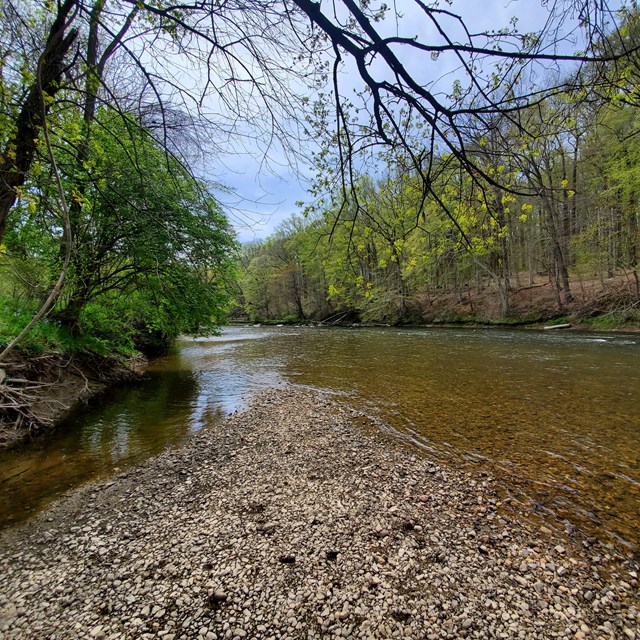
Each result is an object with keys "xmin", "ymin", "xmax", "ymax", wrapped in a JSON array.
[{"xmin": 1, "ymin": 326, "xmax": 638, "ymax": 550}]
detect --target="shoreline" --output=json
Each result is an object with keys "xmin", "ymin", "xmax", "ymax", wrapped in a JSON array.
[
  {"xmin": 0, "ymin": 351, "xmax": 143, "ymax": 450},
  {"xmin": 228, "ymin": 319, "xmax": 640, "ymax": 334},
  {"xmin": 231, "ymin": 272, "xmax": 640, "ymax": 334},
  {"xmin": 0, "ymin": 387, "xmax": 637, "ymax": 639}
]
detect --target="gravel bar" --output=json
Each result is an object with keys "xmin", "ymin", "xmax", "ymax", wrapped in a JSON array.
[{"xmin": 0, "ymin": 387, "xmax": 638, "ymax": 640}]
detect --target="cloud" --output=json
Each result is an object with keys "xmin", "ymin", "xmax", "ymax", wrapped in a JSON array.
[
  {"xmin": 215, "ymin": 160, "xmax": 310, "ymax": 243},
  {"xmin": 203, "ymin": 0, "xmax": 601, "ymax": 243}
]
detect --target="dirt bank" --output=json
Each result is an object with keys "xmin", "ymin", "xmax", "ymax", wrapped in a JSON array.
[
  {"xmin": 0, "ymin": 388, "xmax": 638, "ymax": 639},
  {"xmin": 415, "ymin": 273, "xmax": 639, "ymax": 329},
  {"xmin": 0, "ymin": 351, "xmax": 143, "ymax": 449}
]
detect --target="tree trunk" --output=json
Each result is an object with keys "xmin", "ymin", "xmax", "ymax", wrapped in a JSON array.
[
  {"xmin": 627, "ymin": 194, "xmax": 640, "ymax": 302},
  {"xmin": 0, "ymin": 0, "xmax": 78, "ymax": 243},
  {"xmin": 539, "ymin": 188, "xmax": 573, "ymax": 304}
]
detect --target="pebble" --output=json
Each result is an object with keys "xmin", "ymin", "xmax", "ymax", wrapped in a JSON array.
[{"xmin": 0, "ymin": 388, "xmax": 637, "ymax": 640}]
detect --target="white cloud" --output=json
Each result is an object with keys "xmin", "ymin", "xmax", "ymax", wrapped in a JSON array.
[{"xmin": 201, "ymin": 0, "xmax": 624, "ymax": 242}]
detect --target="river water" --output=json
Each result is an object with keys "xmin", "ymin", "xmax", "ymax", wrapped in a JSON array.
[{"xmin": 1, "ymin": 326, "xmax": 638, "ymax": 550}]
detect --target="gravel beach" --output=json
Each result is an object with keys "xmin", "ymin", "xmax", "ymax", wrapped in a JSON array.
[{"xmin": 0, "ymin": 387, "xmax": 638, "ymax": 640}]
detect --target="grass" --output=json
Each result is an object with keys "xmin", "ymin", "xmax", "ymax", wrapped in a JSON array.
[
  {"xmin": 582, "ymin": 310, "xmax": 640, "ymax": 330},
  {"xmin": 540, "ymin": 315, "xmax": 571, "ymax": 327},
  {"xmin": 0, "ymin": 287, "xmax": 137, "ymax": 358},
  {"xmin": 1, "ymin": 294, "xmax": 87, "ymax": 356}
]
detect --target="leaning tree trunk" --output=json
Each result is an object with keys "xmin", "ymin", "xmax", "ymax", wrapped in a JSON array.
[{"xmin": 0, "ymin": 0, "xmax": 78, "ymax": 244}]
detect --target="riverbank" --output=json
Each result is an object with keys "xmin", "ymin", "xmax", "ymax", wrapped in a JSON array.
[
  {"xmin": 0, "ymin": 351, "xmax": 143, "ymax": 449},
  {"xmin": 413, "ymin": 273, "xmax": 640, "ymax": 332},
  {"xmin": 0, "ymin": 388, "xmax": 637, "ymax": 639},
  {"xmin": 233, "ymin": 273, "xmax": 640, "ymax": 332}
]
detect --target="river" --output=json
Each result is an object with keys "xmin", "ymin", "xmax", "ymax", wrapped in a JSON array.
[{"xmin": 1, "ymin": 326, "xmax": 639, "ymax": 551}]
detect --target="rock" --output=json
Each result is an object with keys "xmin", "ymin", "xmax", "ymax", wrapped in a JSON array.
[
  {"xmin": 278, "ymin": 555, "xmax": 295, "ymax": 564},
  {"xmin": 0, "ymin": 387, "xmax": 635, "ymax": 640},
  {"xmin": 209, "ymin": 591, "xmax": 228, "ymax": 604}
]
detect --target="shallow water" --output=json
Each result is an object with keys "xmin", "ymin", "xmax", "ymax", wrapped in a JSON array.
[{"xmin": 1, "ymin": 326, "xmax": 638, "ymax": 550}]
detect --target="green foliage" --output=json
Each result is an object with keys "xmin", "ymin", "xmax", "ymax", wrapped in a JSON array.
[
  {"xmin": 0, "ymin": 284, "xmax": 95, "ymax": 356},
  {"xmin": 236, "ymin": 87, "xmax": 640, "ymax": 326},
  {"xmin": 238, "ymin": 217, "xmax": 322, "ymax": 322},
  {"xmin": 584, "ymin": 311, "xmax": 640, "ymax": 330},
  {"xmin": 543, "ymin": 316, "xmax": 571, "ymax": 327},
  {"xmin": 0, "ymin": 291, "xmax": 39, "ymax": 353},
  {"xmin": 2, "ymin": 108, "xmax": 238, "ymax": 356}
]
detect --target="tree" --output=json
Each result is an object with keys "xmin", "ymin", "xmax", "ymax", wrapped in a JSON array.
[
  {"xmin": 2, "ymin": 1, "xmax": 637, "ymax": 249},
  {"xmin": 6, "ymin": 108, "xmax": 237, "ymax": 352},
  {"xmin": 0, "ymin": 0, "xmax": 319, "ymax": 246},
  {"xmin": 578, "ymin": 102, "xmax": 640, "ymax": 298},
  {"xmin": 0, "ymin": 0, "xmax": 79, "ymax": 241},
  {"xmin": 0, "ymin": 0, "xmax": 314, "ymax": 354},
  {"xmin": 296, "ymin": 0, "xmax": 638, "ymax": 219}
]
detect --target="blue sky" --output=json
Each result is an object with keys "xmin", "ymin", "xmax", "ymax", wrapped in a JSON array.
[{"xmin": 210, "ymin": 0, "xmax": 622, "ymax": 243}]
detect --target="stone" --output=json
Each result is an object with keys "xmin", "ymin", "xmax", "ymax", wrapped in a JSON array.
[
  {"xmin": 210, "ymin": 591, "xmax": 228, "ymax": 604},
  {"xmin": 278, "ymin": 555, "xmax": 295, "ymax": 564},
  {"xmin": 0, "ymin": 388, "xmax": 635, "ymax": 640}
]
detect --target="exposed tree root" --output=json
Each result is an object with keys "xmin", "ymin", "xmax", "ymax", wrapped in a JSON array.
[{"xmin": 0, "ymin": 351, "xmax": 143, "ymax": 448}]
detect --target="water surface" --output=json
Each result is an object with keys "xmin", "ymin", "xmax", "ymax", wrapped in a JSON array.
[{"xmin": 1, "ymin": 326, "xmax": 638, "ymax": 550}]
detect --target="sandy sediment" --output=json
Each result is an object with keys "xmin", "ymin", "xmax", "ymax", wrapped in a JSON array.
[{"xmin": 0, "ymin": 387, "xmax": 637, "ymax": 640}]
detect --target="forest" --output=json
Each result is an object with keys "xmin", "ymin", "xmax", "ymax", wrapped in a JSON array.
[
  {"xmin": 236, "ymin": 69, "xmax": 640, "ymax": 327},
  {"xmin": 1, "ymin": 1, "xmax": 639, "ymax": 439},
  {"xmin": 1, "ymin": 6, "xmax": 639, "ymax": 638}
]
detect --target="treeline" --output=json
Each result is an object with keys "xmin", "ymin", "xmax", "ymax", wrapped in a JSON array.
[
  {"xmin": 235, "ymin": 96, "xmax": 640, "ymax": 326},
  {"xmin": 0, "ymin": 3, "xmax": 237, "ymax": 358}
]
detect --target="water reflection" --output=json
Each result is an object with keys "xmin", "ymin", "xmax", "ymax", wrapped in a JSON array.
[
  {"xmin": 1, "ymin": 325, "xmax": 638, "ymax": 552},
  {"xmin": 0, "ymin": 370, "xmax": 195, "ymax": 525},
  {"xmin": 0, "ymin": 334, "xmax": 286, "ymax": 526}
]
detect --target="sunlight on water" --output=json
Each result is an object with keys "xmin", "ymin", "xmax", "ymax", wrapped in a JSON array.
[{"xmin": 1, "ymin": 325, "xmax": 638, "ymax": 552}]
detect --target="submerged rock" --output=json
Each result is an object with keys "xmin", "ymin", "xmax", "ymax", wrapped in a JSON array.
[{"xmin": 0, "ymin": 387, "xmax": 637, "ymax": 639}]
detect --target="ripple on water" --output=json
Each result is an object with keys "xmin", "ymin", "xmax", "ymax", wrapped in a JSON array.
[{"xmin": 1, "ymin": 325, "xmax": 638, "ymax": 553}]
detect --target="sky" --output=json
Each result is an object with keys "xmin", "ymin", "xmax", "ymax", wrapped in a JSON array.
[{"xmin": 207, "ymin": 0, "xmax": 623, "ymax": 243}]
